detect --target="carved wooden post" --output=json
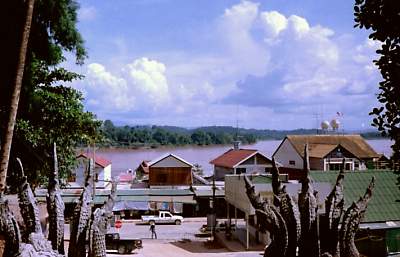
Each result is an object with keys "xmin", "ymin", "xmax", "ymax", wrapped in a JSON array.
[
  {"xmin": 69, "ymin": 159, "xmax": 94, "ymax": 257},
  {"xmin": 340, "ymin": 177, "xmax": 375, "ymax": 257},
  {"xmin": 246, "ymin": 148, "xmax": 376, "ymax": 257},
  {"xmin": 16, "ymin": 158, "xmax": 42, "ymax": 236},
  {"xmin": 298, "ymin": 144, "xmax": 320, "ymax": 257},
  {"xmin": 321, "ymin": 158, "xmax": 345, "ymax": 256},
  {"xmin": 271, "ymin": 158, "xmax": 300, "ymax": 257},
  {"xmin": 244, "ymin": 175, "xmax": 288, "ymax": 257},
  {"xmin": 0, "ymin": 197, "xmax": 21, "ymax": 256},
  {"xmin": 47, "ymin": 143, "xmax": 65, "ymax": 254},
  {"xmin": 89, "ymin": 180, "xmax": 117, "ymax": 257}
]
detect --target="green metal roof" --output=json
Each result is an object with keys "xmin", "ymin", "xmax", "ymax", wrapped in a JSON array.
[
  {"xmin": 310, "ymin": 170, "xmax": 400, "ymax": 223},
  {"xmin": 250, "ymin": 176, "xmax": 273, "ymax": 184}
]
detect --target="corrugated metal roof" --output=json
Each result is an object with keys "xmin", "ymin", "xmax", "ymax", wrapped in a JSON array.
[
  {"xmin": 310, "ymin": 170, "xmax": 400, "ymax": 223},
  {"xmin": 193, "ymin": 189, "xmax": 225, "ymax": 197},
  {"xmin": 248, "ymin": 176, "xmax": 273, "ymax": 184},
  {"xmin": 77, "ymin": 152, "xmax": 111, "ymax": 168},
  {"xmin": 210, "ymin": 149, "xmax": 271, "ymax": 168},
  {"xmin": 308, "ymin": 144, "xmax": 338, "ymax": 158},
  {"xmin": 285, "ymin": 135, "xmax": 379, "ymax": 159},
  {"xmin": 36, "ymin": 188, "xmax": 194, "ymax": 203}
]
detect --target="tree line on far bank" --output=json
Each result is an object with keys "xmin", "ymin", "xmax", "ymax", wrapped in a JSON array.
[
  {"xmin": 98, "ymin": 120, "xmax": 385, "ymax": 148},
  {"xmin": 99, "ymin": 120, "xmax": 257, "ymax": 147}
]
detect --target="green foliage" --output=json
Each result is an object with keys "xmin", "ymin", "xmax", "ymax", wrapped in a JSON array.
[
  {"xmin": 99, "ymin": 121, "xmax": 386, "ymax": 148},
  {"xmin": 0, "ymin": 0, "xmax": 99, "ymax": 187},
  {"xmin": 354, "ymin": 0, "xmax": 400, "ymax": 185},
  {"xmin": 13, "ymin": 74, "xmax": 101, "ymax": 186}
]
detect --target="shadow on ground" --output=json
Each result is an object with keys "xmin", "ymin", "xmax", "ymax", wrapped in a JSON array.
[{"xmin": 170, "ymin": 239, "xmax": 229, "ymax": 253}]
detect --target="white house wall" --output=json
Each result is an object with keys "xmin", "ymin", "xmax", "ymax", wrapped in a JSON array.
[
  {"xmin": 151, "ymin": 156, "xmax": 191, "ymax": 168},
  {"xmin": 73, "ymin": 157, "xmax": 110, "ymax": 188},
  {"xmin": 103, "ymin": 165, "xmax": 112, "ymax": 182},
  {"xmin": 273, "ymin": 139, "xmax": 303, "ymax": 169}
]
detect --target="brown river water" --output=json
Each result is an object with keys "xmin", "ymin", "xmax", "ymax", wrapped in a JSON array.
[{"xmin": 93, "ymin": 139, "xmax": 392, "ymax": 177}]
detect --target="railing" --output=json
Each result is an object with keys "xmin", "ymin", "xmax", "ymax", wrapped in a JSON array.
[{"xmin": 367, "ymin": 161, "xmax": 400, "ymax": 170}]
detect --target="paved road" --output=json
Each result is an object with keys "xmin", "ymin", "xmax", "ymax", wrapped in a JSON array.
[
  {"xmin": 65, "ymin": 218, "xmax": 262, "ymax": 257},
  {"xmin": 107, "ymin": 240, "xmax": 261, "ymax": 257},
  {"xmin": 115, "ymin": 220, "xmax": 203, "ymax": 240}
]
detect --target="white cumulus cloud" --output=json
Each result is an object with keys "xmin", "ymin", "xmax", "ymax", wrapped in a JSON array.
[
  {"xmin": 71, "ymin": 0, "xmax": 381, "ymax": 129},
  {"xmin": 126, "ymin": 57, "xmax": 170, "ymax": 107}
]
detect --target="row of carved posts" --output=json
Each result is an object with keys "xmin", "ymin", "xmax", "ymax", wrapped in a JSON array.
[
  {"xmin": 245, "ymin": 144, "xmax": 375, "ymax": 257},
  {"xmin": 0, "ymin": 143, "xmax": 116, "ymax": 257}
]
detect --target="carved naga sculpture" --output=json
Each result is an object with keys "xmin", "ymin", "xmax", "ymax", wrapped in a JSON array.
[
  {"xmin": 89, "ymin": 180, "xmax": 117, "ymax": 257},
  {"xmin": 321, "ymin": 159, "xmax": 345, "ymax": 257},
  {"xmin": 47, "ymin": 143, "xmax": 65, "ymax": 254},
  {"xmin": 0, "ymin": 158, "xmax": 64, "ymax": 257},
  {"xmin": 245, "ymin": 144, "xmax": 375, "ymax": 257},
  {"xmin": 298, "ymin": 144, "xmax": 320, "ymax": 257},
  {"xmin": 16, "ymin": 157, "xmax": 42, "ymax": 237},
  {"xmin": 0, "ymin": 196, "xmax": 21, "ymax": 256},
  {"xmin": 68, "ymin": 158, "xmax": 94, "ymax": 257},
  {"xmin": 244, "ymin": 175, "xmax": 288, "ymax": 257},
  {"xmin": 340, "ymin": 177, "xmax": 375, "ymax": 257},
  {"xmin": 271, "ymin": 158, "xmax": 300, "ymax": 257}
]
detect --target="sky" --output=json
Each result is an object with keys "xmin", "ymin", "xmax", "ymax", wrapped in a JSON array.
[{"xmin": 67, "ymin": 0, "xmax": 381, "ymax": 130}]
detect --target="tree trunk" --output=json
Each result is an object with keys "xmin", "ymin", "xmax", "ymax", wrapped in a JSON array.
[{"xmin": 0, "ymin": 0, "xmax": 35, "ymax": 193}]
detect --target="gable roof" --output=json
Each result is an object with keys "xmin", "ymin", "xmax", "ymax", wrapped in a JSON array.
[
  {"xmin": 283, "ymin": 135, "xmax": 379, "ymax": 159},
  {"xmin": 210, "ymin": 149, "xmax": 271, "ymax": 168},
  {"xmin": 148, "ymin": 153, "xmax": 193, "ymax": 167},
  {"xmin": 136, "ymin": 160, "xmax": 150, "ymax": 174},
  {"xmin": 77, "ymin": 153, "xmax": 111, "ymax": 168},
  {"xmin": 310, "ymin": 170, "xmax": 400, "ymax": 223}
]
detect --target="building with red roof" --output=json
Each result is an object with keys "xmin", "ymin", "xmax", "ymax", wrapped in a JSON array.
[
  {"xmin": 69, "ymin": 152, "xmax": 112, "ymax": 189},
  {"xmin": 210, "ymin": 144, "xmax": 273, "ymax": 181}
]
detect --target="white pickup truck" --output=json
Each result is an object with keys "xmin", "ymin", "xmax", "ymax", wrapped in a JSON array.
[{"xmin": 141, "ymin": 211, "xmax": 184, "ymax": 225}]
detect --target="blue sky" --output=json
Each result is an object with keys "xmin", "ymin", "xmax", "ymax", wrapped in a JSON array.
[{"xmin": 69, "ymin": 0, "xmax": 381, "ymax": 130}]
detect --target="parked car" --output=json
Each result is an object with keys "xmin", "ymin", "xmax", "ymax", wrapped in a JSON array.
[
  {"xmin": 106, "ymin": 232, "xmax": 142, "ymax": 254},
  {"xmin": 141, "ymin": 211, "xmax": 183, "ymax": 225}
]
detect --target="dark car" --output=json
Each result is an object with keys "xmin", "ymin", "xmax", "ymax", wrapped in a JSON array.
[{"xmin": 105, "ymin": 232, "xmax": 142, "ymax": 254}]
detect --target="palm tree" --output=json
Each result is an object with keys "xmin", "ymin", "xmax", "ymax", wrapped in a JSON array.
[{"xmin": 0, "ymin": 0, "xmax": 35, "ymax": 193}]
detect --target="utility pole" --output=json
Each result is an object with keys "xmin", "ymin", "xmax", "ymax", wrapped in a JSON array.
[{"xmin": 212, "ymin": 176, "xmax": 216, "ymax": 241}]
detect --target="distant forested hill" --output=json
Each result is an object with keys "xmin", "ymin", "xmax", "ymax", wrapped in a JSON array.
[{"xmin": 98, "ymin": 120, "xmax": 385, "ymax": 148}]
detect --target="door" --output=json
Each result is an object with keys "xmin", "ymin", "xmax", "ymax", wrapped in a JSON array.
[{"xmin": 164, "ymin": 212, "xmax": 172, "ymax": 223}]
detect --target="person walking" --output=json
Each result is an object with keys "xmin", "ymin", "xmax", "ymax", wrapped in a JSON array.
[{"xmin": 150, "ymin": 223, "xmax": 157, "ymax": 239}]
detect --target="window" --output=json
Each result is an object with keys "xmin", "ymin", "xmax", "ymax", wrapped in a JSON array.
[
  {"xmin": 289, "ymin": 160, "xmax": 295, "ymax": 165},
  {"xmin": 329, "ymin": 163, "xmax": 341, "ymax": 170},
  {"xmin": 236, "ymin": 168, "xmax": 246, "ymax": 174}
]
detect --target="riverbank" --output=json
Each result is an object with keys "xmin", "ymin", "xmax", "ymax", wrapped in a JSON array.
[{"xmin": 90, "ymin": 139, "xmax": 392, "ymax": 177}]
